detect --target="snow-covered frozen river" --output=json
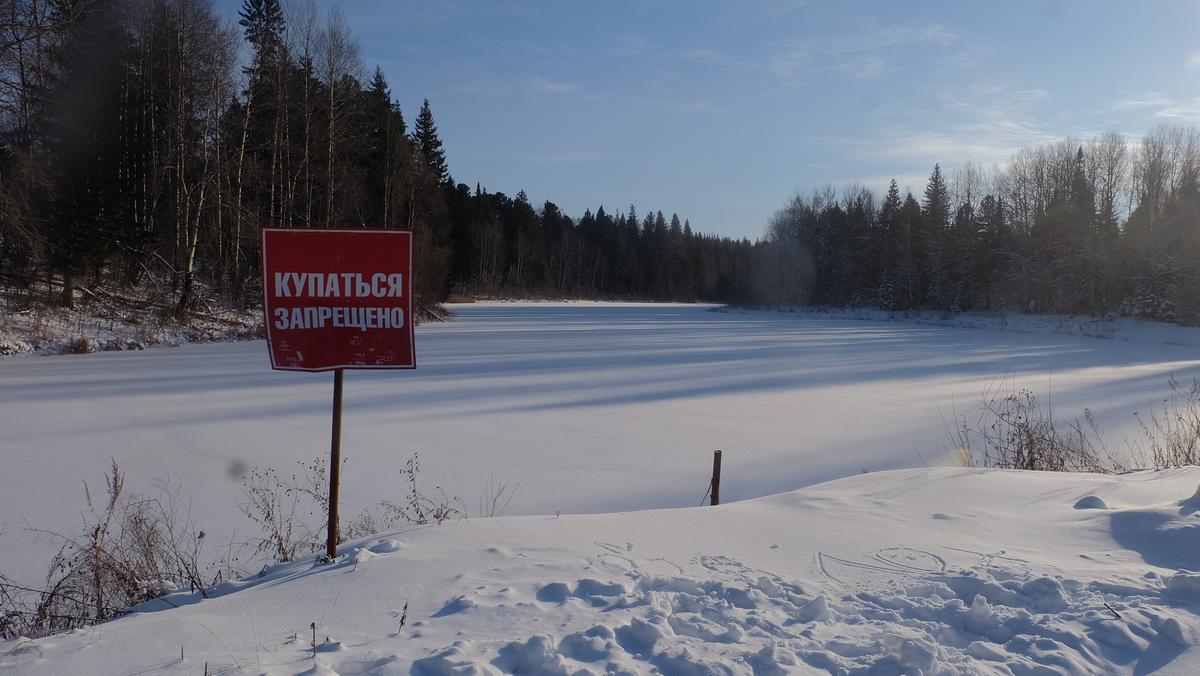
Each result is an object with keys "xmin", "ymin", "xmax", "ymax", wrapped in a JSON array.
[{"xmin": 2, "ymin": 302, "xmax": 1199, "ymax": 583}]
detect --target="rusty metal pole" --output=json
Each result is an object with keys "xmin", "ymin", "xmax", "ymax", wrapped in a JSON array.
[
  {"xmin": 710, "ymin": 450, "xmax": 722, "ymax": 506},
  {"xmin": 326, "ymin": 368, "xmax": 344, "ymax": 560}
]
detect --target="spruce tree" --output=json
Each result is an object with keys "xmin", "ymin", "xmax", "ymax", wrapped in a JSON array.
[
  {"xmin": 413, "ymin": 98, "xmax": 449, "ymax": 183},
  {"xmin": 922, "ymin": 164, "xmax": 950, "ymax": 231},
  {"xmin": 238, "ymin": 0, "xmax": 284, "ymax": 61},
  {"xmin": 921, "ymin": 164, "xmax": 952, "ymax": 307},
  {"xmin": 366, "ymin": 66, "xmax": 404, "ymax": 135},
  {"xmin": 899, "ymin": 192, "xmax": 925, "ymax": 309},
  {"xmin": 880, "ymin": 180, "xmax": 903, "ymax": 268}
]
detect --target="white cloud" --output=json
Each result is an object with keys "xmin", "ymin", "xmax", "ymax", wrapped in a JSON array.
[
  {"xmin": 1110, "ymin": 93, "xmax": 1200, "ymax": 123},
  {"xmin": 748, "ymin": 23, "xmax": 958, "ymax": 85},
  {"xmin": 1154, "ymin": 97, "xmax": 1200, "ymax": 122},
  {"xmin": 1111, "ymin": 92, "xmax": 1174, "ymax": 110},
  {"xmin": 1187, "ymin": 52, "xmax": 1200, "ymax": 69},
  {"xmin": 852, "ymin": 85, "xmax": 1061, "ymax": 170}
]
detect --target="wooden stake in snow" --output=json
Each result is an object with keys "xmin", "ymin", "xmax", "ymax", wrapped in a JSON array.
[
  {"xmin": 711, "ymin": 450, "xmax": 722, "ymax": 506},
  {"xmin": 327, "ymin": 370, "xmax": 344, "ymax": 560}
]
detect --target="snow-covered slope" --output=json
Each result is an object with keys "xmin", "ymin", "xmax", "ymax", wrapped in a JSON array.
[{"xmin": 6, "ymin": 467, "xmax": 1200, "ymax": 675}]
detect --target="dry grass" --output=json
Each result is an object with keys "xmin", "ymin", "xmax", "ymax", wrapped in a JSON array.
[
  {"xmin": 1, "ymin": 461, "xmax": 213, "ymax": 639},
  {"xmin": 1130, "ymin": 375, "xmax": 1200, "ymax": 468},
  {"xmin": 951, "ymin": 375, "xmax": 1200, "ymax": 473}
]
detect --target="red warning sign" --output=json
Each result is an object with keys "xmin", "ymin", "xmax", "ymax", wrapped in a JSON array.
[{"xmin": 261, "ymin": 228, "xmax": 415, "ymax": 371}]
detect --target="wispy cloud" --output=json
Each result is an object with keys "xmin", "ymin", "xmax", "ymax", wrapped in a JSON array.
[
  {"xmin": 764, "ymin": 40, "xmax": 811, "ymax": 83},
  {"xmin": 1110, "ymin": 92, "xmax": 1174, "ymax": 110},
  {"xmin": 854, "ymin": 85, "xmax": 1059, "ymax": 169},
  {"xmin": 940, "ymin": 47, "xmax": 994, "ymax": 70},
  {"xmin": 760, "ymin": 23, "xmax": 955, "ymax": 83},
  {"xmin": 826, "ymin": 24, "xmax": 957, "ymax": 55},
  {"xmin": 1155, "ymin": 98, "xmax": 1200, "ymax": 122},
  {"xmin": 1110, "ymin": 93, "xmax": 1200, "ymax": 122},
  {"xmin": 606, "ymin": 22, "xmax": 955, "ymax": 87},
  {"xmin": 1187, "ymin": 52, "xmax": 1200, "ymax": 69}
]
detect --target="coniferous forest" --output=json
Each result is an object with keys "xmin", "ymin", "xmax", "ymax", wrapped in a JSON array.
[
  {"xmin": 0, "ymin": 0, "xmax": 755, "ymax": 319},
  {"xmin": 759, "ymin": 128, "xmax": 1200, "ymax": 324}
]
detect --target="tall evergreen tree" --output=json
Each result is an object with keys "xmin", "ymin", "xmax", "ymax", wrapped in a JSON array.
[
  {"xmin": 921, "ymin": 165, "xmax": 953, "ymax": 306},
  {"xmin": 238, "ymin": 0, "xmax": 284, "ymax": 62},
  {"xmin": 413, "ymin": 98, "xmax": 448, "ymax": 183},
  {"xmin": 922, "ymin": 164, "xmax": 950, "ymax": 231}
]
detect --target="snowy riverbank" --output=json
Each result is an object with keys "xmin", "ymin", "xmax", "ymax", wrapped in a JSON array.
[{"xmin": 6, "ymin": 466, "xmax": 1200, "ymax": 674}]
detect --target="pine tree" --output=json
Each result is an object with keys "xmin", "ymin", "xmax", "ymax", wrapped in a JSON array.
[{"xmin": 413, "ymin": 98, "xmax": 449, "ymax": 183}]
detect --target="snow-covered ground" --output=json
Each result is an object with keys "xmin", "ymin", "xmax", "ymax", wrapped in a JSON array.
[
  {"xmin": 6, "ymin": 466, "xmax": 1200, "ymax": 674},
  {"xmin": 3, "ymin": 301, "xmax": 1200, "ymax": 590},
  {"xmin": 7, "ymin": 301, "xmax": 1200, "ymax": 673},
  {"xmin": 0, "ymin": 291, "xmax": 260, "ymax": 357}
]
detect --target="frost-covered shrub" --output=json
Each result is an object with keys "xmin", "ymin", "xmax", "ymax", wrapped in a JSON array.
[{"xmin": 0, "ymin": 337, "xmax": 31, "ymax": 356}]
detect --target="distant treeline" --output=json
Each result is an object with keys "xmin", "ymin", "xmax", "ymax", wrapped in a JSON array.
[
  {"xmin": 0, "ymin": 0, "xmax": 754, "ymax": 316},
  {"xmin": 761, "ymin": 127, "xmax": 1200, "ymax": 324}
]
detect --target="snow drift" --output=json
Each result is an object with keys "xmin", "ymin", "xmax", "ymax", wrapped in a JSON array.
[{"xmin": 5, "ymin": 466, "xmax": 1200, "ymax": 674}]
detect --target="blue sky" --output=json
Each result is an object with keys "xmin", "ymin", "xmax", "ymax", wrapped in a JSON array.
[{"xmin": 215, "ymin": 0, "xmax": 1200, "ymax": 239}]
